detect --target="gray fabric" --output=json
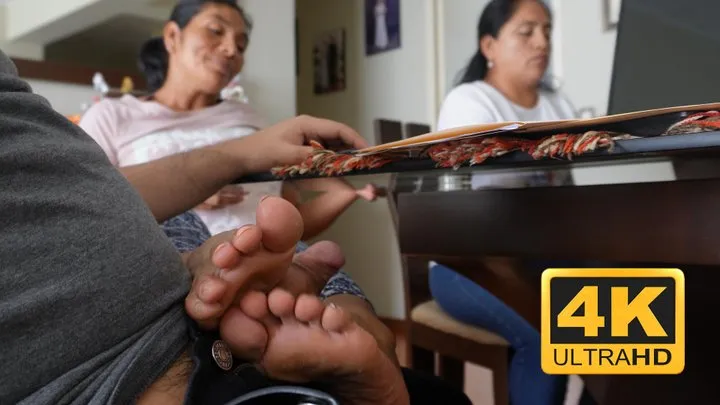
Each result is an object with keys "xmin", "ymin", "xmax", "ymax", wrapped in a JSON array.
[{"xmin": 0, "ymin": 49, "xmax": 191, "ymax": 404}]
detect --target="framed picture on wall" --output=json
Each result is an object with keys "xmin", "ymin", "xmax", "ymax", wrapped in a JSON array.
[
  {"xmin": 365, "ymin": 0, "xmax": 401, "ymax": 55},
  {"xmin": 313, "ymin": 28, "xmax": 346, "ymax": 95}
]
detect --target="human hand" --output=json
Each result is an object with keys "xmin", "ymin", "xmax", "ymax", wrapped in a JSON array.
[
  {"xmin": 229, "ymin": 115, "xmax": 368, "ymax": 174},
  {"xmin": 196, "ymin": 185, "xmax": 248, "ymax": 210}
]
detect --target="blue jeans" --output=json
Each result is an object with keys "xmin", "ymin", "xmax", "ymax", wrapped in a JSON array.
[{"xmin": 429, "ymin": 262, "xmax": 569, "ymax": 405}]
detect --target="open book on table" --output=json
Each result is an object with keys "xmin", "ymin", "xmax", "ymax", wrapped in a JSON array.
[
  {"xmin": 233, "ymin": 101, "xmax": 720, "ymax": 183},
  {"xmin": 352, "ymin": 101, "xmax": 720, "ymax": 156}
]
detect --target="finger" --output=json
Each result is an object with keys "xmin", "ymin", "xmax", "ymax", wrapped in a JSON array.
[{"xmin": 298, "ymin": 116, "xmax": 368, "ymax": 150}]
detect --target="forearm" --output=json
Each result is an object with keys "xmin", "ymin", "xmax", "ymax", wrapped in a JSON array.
[
  {"xmin": 297, "ymin": 191, "xmax": 358, "ymax": 240},
  {"xmin": 324, "ymin": 294, "xmax": 400, "ymax": 367},
  {"xmin": 121, "ymin": 144, "xmax": 245, "ymax": 222}
]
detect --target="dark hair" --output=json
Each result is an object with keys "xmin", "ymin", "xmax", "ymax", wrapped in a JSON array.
[
  {"xmin": 138, "ymin": 0, "xmax": 252, "ymax": 92},
  {"xmin": 456, "ymin": 0, "xmax": 553, "ymax": 90}
]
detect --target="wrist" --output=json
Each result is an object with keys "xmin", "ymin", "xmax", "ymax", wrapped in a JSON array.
[{"xmin": 207, "ymin": 142, "xmax": 249, "ymax": 181}]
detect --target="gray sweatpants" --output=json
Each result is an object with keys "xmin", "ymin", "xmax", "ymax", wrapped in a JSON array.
[{"xmin": 0, "ymin": 49, "xmax": 190, "ymax": 404}]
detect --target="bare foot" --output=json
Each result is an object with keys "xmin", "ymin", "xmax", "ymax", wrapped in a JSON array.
[
  {"xmin": 355, "ymin": 183, "xmax": 380, "ymax": 201},
  {"xmin": 185, "ymin": 195, "xmax": 300, "ymax": 329},
  {"xmin": 279, "ymin": 240, "xmax": 345, "ymax": 296},
  {"xmin": 221, "ymin": 290, "xmax": 410, "ymax": 405},
  {"xmin": 185, "ymin": 196, "xmax": 344, "ymax": 330}
]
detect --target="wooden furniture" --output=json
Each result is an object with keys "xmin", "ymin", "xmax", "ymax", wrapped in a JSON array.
[
  {"xmin": 390, "ymin": 154, "xmax": 719, "ymax": 404},
  {"xmin": 11, "ymin": 57, "xmax": 146, "ymax": 91},
  {"xmin": 404, "ymin": 122, "xmax": 431, "ymax": 138},
  {"xmin": 376, "ymin": 120, "xmax": 511, "ymax": 404}
]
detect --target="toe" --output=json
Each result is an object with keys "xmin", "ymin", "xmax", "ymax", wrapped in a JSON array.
[
  {"xmin": 196, "ymin": 276, "xmax": 227, "ymax": 303},
  {"xmin": 238, "ymin": 290, "xmax": 270, "ymax": 319},
  {"xmin": 185, "ymin": 278, "xmax": 227, "ymax": 330},
  {"xmin": 220, "ymin": 306, "xmax": 269, "ymax": 361},
  {"xmin": 320, "ymin": 303, "xmax": 353, "ymax": 332},
  {"xmin": 212, "ymin": 226, "xmax": 262, "ymax": 269},
  {"xmin": 267, "ymin": 289, "xmax": 297, "ymax": 319},
  {"xmin": 231, "ymin": 226, "xmax": 263, "ymax": 254},
  {"xmin": 294, "ymin": 294, "xmax": 326, "ymax": 324},
  {"xmin": 278, "ymin": 241, "xmax": 345, "ymax": 295},
  {"xmin": 255, "ymin": 196, "xmax": 303, "ymax": 253},
  {"xmin": 298, "ymin": 241, "xmax": 345, "ymax": 270}
]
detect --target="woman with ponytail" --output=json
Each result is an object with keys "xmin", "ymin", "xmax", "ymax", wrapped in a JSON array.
[
  {"xmin": 437, "ymin": 0, "xmax": 575, "ymax": 130},
  {"xmin": 430, "ymin": 1, "xmax": 597, "ymax": 405},
  {"xmin": 77, "ymin": 2, "xmax": 419, "ymax": 402},
  {"xmin": 80, "ymin": 0, "xmax": 379, "ymax": 241}
]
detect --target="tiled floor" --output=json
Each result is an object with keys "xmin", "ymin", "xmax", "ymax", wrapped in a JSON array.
[{"xmin": 394, "ymin": 335, "xmax": 584, "ymax": 405}]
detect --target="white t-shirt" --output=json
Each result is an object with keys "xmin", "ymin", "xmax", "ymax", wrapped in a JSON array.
[
  {"xmin": 437, "ymin": 80, "xmax": 576, "ymax": 129},
  {"xmin": 436, "ymin": 80, "xmax": 577, "ymax": 188},
  {"xmin": 79, "ymin": 95, "xmax": 283, "ymax": 235}
]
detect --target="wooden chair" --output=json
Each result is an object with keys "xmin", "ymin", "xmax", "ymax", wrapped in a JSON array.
[
  {"xmin": 404, "ymin": 122, "xmax": 431, "ymax": 138},
  {"xmin": 402, "ymin": 256, "xmax": 511, "ymax": 405},
  {"xmin": 378, "ymin": 121, "xmax": 511, "ymax": 405}
]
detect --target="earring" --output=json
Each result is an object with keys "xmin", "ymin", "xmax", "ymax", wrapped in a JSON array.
[{"xmin": 487, "ymin": 60, "xmax": 494, "ymax": 69}]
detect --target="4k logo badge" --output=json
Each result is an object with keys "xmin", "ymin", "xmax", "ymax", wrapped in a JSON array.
[{"xmin": 541, "ymin": 268, "xmax": 685, "ymax": 374}]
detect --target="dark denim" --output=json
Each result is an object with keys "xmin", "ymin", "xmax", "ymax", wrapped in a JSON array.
[{"xmin": 429, "ymin": 262, "xmax": 576, "ymax": 405}]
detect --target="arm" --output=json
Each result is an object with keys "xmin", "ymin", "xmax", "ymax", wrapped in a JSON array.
[
  {"xmin": 121, "ymin": 144, "xmax": 249, "ymax": 223},
  {"xmin": 282, "ymin": 178, "xmax": 362, "ymax": 241},
  {"xmin": 90, "ymin": 115, "xmax": 368, "ymax": 223}
]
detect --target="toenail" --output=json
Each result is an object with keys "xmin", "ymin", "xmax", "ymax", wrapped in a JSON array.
[
  {"xmin": 259, "ymin": 194, "xmax": 271, "ymax": 203},
  {"xmin": 214, "ymin": 242, "xmax": 229, "ymax": 256},
  {"xmin": 199, "ymin": 282, "xmax": 209, "ymax": 299},
  {"xmin": 328, "ymin": 303, "xmax": 337, "ymax": 309},
  {"xmin": 235, "ymin": 226, "xmax": 250, "ymax": 238}
]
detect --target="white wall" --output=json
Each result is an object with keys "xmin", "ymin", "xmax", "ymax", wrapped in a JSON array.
[
  {"xmin": 239, "ymin": 0, "xmax": 296, "ymax": 125},
  {"xmin": 553, "ymin": 0, "xmax": 616, "ymax": 116},
  {"xmin": 0, "ymin": 5, "xmax": 45, "ymax": 60},
  {"xmin": 296, "ymin": 0, "xmax": 437, "ymax": 319},
  {"xmin": 24, "ymin": 78, "xmax": 97, "ymax": 116},
  {"xmin": 439, "ymin": 0, "xmax": 489, "ymax": 99}
]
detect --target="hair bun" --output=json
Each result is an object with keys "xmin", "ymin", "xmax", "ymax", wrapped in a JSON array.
[{"xmin": 138, "ymin": 37, "xmax": 168, "ymax": 93}]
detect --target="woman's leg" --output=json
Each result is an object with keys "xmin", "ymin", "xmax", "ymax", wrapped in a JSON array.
[{"xmin": 429, "ymin": 262, "xmax": 568, "ymax": 405}]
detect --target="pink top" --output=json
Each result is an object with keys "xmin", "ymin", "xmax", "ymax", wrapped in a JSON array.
[
  {"xmin": 79, "ymin": 94, "xmax": 267, "ymax": 166},
  {"xmin": 79, "ymin": 95, "xmax": 282, "ymax": 234}
]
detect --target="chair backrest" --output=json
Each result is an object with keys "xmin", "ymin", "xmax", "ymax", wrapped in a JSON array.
[
  {"xmin": 404, "ymin": 122, "xmax": 431, "ymax": 139},
  {"xmin": 373, "ymin": 118, "xmax": 404, "ymax": 146}
]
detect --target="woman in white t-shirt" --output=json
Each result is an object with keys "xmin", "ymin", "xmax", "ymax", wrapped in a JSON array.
[
  {"xmin": 437, "ymin": 0, "xmax": 576, "ymax": 129},
  {"xmin": 438, "ymin": 0, "xmax": 577, "ymax": 189},
  {"xmin": 431, "ymin": 2, "xmax": 596, "ymax": 405},
  {"xmin": 79, "ymin": 0, "xmax": 378, "ymax": 241}
]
